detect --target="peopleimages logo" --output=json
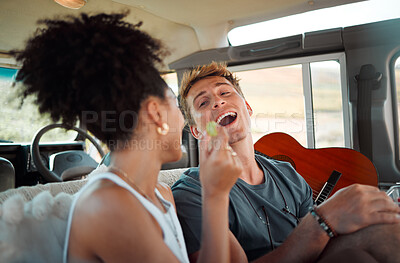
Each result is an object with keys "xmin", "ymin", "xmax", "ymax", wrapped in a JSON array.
[
  {"xmin": 81, "ymin": 110, "xmax": 139, "ymax": 132},
  {"xmin": 80, "ymin": 110, "xmax": 309, "ymax": 145},
  {"xmin": 81, "ymin": 110, "xmax": 183, "ymax": 134},
  {"xmin": 252, "ymin": 112, "xmax": 306, "ymax": 133}
]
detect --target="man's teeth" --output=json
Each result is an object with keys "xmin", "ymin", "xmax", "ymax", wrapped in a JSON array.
[{"xmin": 216, "ymin": 112, "xmax": 236, "ymax": 124}]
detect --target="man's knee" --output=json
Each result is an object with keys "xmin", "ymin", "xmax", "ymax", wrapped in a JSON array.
[{"xmin": 322, "ymin": 223, "xmax": 400, "ymax": 262}]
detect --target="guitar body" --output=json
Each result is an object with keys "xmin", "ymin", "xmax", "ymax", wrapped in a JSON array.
[{"xmin": 254, "ymin": 132, "xmax": 378, "ymax": 200}]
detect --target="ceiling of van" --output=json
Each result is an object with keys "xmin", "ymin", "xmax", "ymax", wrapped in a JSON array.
[
  {"xmin": 113, "ymin": 0, "xmax": 365, "ymax": 49},
  {"xmin": 114, "ymin": 0, "xmax": 365, "ymax": 28},
  {"xmin": 0, "ymin": 0, "xmax": 364, "ymax": 69}
]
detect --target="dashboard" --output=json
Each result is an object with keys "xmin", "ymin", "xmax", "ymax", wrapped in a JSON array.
[{"xmin": 0, "ymin": 142, "xmax": 85, "ymax": 187}]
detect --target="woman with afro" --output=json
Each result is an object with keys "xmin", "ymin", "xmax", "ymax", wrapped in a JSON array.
[{"xmin": 13, "ymin": 12, "xmax": 244, "ymax": 263}]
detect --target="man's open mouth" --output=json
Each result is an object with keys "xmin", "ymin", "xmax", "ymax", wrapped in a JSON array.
[{"xmin": 216, "ymin": 112, "xmax": 237, "ymax": 126}]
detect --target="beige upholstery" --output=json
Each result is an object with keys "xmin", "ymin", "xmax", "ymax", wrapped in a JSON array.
[
  {"xmin": 158, "ymin": 168, "xmax": 188, "ymax": 188},
  {"xmin": 0, "ymin": 167, "xmax": 188, "ymax": 262},
  {"xmin": 0, "ymin": 192, "xmax": 73, "ymax": 262},
  {"xmin": 0, "ymin": 180, "xmax": 86, "ymax": 204},
  {"xmin": 0, "ymin": 166, "xmax": 188, "ymax": 204}
]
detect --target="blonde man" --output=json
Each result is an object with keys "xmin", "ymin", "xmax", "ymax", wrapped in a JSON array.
[{"xmin": 172, "ymin": 62, "xmax": 400, "ymax": 263}]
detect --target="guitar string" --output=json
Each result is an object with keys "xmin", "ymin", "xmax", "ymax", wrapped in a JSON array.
[{"xmin": 315, "ymin": 184, "xmax": 334, "ymax": 200}]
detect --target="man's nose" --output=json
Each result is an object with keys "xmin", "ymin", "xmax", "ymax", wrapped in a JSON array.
[{"xmin": 213, "ymin": 99, "xmax": 225, "ymax": 109}]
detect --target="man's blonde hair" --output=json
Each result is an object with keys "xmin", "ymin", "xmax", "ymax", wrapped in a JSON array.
[{"xmin": 179, "ymin": 62, "xmax": 245, "ymax": 126}]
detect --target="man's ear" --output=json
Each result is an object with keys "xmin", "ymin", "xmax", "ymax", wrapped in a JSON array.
[
  {"xmin": 245, "ymin": 100, "xmax": 253, "ymax": 116},
  {"xmin": 190, "ymin": 126, "xmax": 202, "ymax": 140}
]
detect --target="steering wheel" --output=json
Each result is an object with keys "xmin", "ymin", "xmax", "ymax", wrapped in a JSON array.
[{"xmin": 31, "ymin": 124, "xmax": 106, "ymax": 182}]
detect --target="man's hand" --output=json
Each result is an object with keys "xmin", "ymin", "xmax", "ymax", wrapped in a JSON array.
[{"xmin": 317, "ymin": 184, "xmax": 400, "ymax": 234}]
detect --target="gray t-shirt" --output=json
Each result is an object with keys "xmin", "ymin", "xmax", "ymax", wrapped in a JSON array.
[{"xmin": 172, "ymin": 154, "xmax": 313, "ymax": 261}]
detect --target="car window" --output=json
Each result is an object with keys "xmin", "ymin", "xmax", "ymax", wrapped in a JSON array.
[
  {"xmin": 228, "ymin": 0, "xmax": 400, "ymax": 46},
  {"xmin": 234, "ymin": 64, "xmax": 307, "ymax": 146},
  {"xmin": 310, "ymin": 61, "xmax": 344, "ymax": 148},
  {"xmin": 161, "ymin": 72, "xmax": 179, "ymax": 95},
  {"xmin": 0, "ymin": 67, "xmax": 77, "ymax": 143},
  {"xmin": 229, "ymin": 53, "xmax": 347, "ymax": 148}
]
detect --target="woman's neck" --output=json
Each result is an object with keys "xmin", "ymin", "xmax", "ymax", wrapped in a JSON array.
[{"xmin": 110, "ymin": 147, "xmax": 162, "ymax": 199}]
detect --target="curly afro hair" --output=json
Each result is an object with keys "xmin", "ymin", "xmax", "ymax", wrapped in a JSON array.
[{"xmin": 13, "ymin": 12, "xmax": 169, "ymax": 151}]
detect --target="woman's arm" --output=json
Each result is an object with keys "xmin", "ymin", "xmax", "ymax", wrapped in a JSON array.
[{"xmin": 195, "ymin": 126, "xmax": 246, "ymax": 263}]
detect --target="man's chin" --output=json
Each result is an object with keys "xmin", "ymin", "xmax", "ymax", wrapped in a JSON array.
[{"xmin": 228, "ymin": 132, "xmax": 249, "ymax": 145}]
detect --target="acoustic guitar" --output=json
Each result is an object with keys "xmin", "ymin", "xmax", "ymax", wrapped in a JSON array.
[{"xmin": 254, "ymin": 132, "xmax": 378, "ymax": 204}]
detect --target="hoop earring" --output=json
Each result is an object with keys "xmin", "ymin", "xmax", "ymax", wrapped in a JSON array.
[{"xmin": 157, "ymin": 123, "xmax": 169, "ymax": 135}]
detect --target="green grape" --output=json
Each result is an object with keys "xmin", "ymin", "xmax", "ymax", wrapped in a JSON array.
[{"xmin": 206, "ymin": 121, "xmax": 218, "ymax": 137}]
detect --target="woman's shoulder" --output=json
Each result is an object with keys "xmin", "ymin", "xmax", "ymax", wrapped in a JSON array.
[
  {"xmin": 70, "ymin": 180, "xmax": 163, "ymax": 246},
  {"xmin": 74, "ymin": 180, "xmax": 157, "ymax": 225},
  {"xmin": 68, "ymin": 180, "xmax": 170, "ymax": 262}
]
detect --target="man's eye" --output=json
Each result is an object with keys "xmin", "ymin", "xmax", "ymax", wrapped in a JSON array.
[
  {"xmin": 199, "ymin": 101, "xmax": 208, "ymax": 108},
  {"xmin": 221, "ymin": 91, "xmax": 230, "ymax": 95}
]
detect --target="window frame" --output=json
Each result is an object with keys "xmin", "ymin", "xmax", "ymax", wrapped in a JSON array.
[{"xmin": 390, "ymin": 51, "xmax": 400, "ymax": 166}]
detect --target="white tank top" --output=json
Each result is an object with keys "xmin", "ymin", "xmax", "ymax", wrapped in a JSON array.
[{"xmin": 63, "ymin": 172, "xmax": 189, "ymax": 263}]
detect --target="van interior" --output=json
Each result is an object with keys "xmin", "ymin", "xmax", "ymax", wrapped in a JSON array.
[{"xmin": 1, "ymin": 0, "xmax": 400, "ymax": 194}]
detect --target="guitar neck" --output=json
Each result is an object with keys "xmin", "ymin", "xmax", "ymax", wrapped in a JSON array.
[{"xmin": 315, "ymin": 170, "xmax": 342, "ymax": 205}]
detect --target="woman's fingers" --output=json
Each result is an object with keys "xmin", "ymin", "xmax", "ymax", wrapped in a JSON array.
[
  {"xmin": 199, "ymin": 124, "xmax": 242, "ymax": 196},
  {"xmin": 206, "ymin": 126, "xmax": 229, "ymax": 158},
  {"xmin": 198, "ymin": 131, "xmax": 210, "ymax": 162}
]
